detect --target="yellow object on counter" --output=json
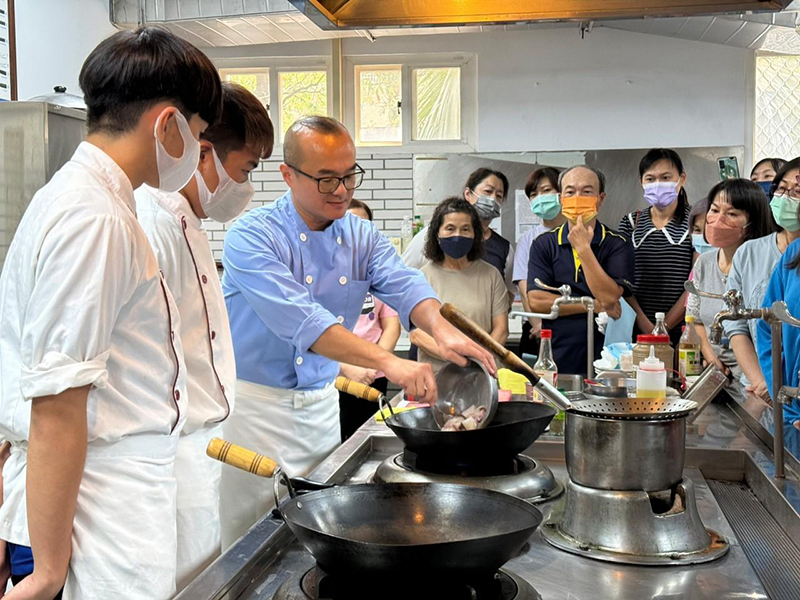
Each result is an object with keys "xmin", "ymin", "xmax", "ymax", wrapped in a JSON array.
[
  {"xmin": 497, "ymin": 368, "xmax": 530, "ymax": 395},
  {"xmin": 374, "ymin": 405, "xmax": 422, "ymax": 422}
]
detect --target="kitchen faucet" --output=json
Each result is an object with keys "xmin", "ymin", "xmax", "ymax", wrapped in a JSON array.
[
  {"xmin": 684, "ymin": 281, "xmax": 800, "ymax": 478},
  {"xmin": 510, "ymin": 278, "xmax": 595, "ymax": 377}
]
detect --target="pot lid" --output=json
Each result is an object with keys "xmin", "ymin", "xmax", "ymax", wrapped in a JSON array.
[{"xmin": 27, "ymin": 86, "xmax": 86, "ymax": 110}]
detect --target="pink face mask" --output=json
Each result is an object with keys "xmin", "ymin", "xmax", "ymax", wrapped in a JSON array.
[{"xmin": 704, "ymin": 213, "xmax": 747, "ymax": 248}]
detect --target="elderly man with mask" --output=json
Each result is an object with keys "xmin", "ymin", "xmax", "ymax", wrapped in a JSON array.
[
  {"xmin": 526, "ymin": 166, "xmax": 635, "ymax": 376},
  {"xmin": 219, "ymin": 116, "xmax": 494, "ymax": 548}
]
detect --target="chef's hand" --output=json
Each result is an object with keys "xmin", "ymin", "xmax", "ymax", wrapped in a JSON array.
[
  {"xmin": 745, "ymin": 378, "xmax": 770, "ymax": 403},
  {"xmin": 339, "ymin": 364, "xmax": 377, "ymax": 386},
  {"xmin": 567, "ymin": 215, "xmax": 594, "ymax": 256},
  {"xmin": 430, "ymin": 319, "xmax": 497, "ymax": 376},
  {"xmin": 382, "ymin": 357, "xmax": 437, "ymax": 405},
  {"xmin": 4, "ymin": 570, "xmax": 63, "ymax": 600}
]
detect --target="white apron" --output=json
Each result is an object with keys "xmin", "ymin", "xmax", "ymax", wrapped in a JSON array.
[
  {"xmin": 58, "ymin": 435, "xmax": 179, "ymax": 600},
  {"xmin": 174, "ymin": 424, "xmax": 223, "ymax": 592},
  {"xmin": 219, "ymin": 380, "xmax": 340, "ymax": 550}
]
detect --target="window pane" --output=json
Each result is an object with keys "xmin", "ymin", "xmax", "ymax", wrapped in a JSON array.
[
  {"xmin": 356, "ymin": 66, "xmax": 402, "ymax": 144},
  {"xmin": 755, "ymin": 55, "xmax": 800, "ymax": 160},
  {"xmin": 279, "ymin": 71, "xmax": 328, "ymax": 139},
  {"xmin": 413, "ymin": 67, "xmax": 461, "ymax": 141},
  {"xmin": 219, "ymin": 68, "xmax": 270, "ymax": 109}
]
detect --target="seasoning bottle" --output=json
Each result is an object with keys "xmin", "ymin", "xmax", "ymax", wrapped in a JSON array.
[
  {"xmin": 652, "ymin": 312, "xmax": 669, "ymax": 336},
  {"xmin": 679, "ymin": 316, "xmax": 703, "ymax": 378},
  {"xmin": 533, "ymin": 329, "xmax": 558, "ymax": 402},
  {"xmin": 636, "ymin": 347, "xmax": 667, "ymax": 398}
]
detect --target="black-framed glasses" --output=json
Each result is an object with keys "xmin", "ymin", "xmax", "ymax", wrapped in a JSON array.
[{"xmin": 286, "ymin": 163, "xmax": 365, "ymax": 194}]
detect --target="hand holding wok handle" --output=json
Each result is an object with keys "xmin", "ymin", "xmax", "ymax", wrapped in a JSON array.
[
  {"xmin": 439, "ymin": 303, "xmax": 572, "ymax": 411},
  {"xmin": 334, "ymin": 376, "xmax": 384, "ymax": 402}
]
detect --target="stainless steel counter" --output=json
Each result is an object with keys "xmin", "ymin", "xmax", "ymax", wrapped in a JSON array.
[{"xmin": 177, "ymin": 399, "xmax": 800, "ymax": 600}]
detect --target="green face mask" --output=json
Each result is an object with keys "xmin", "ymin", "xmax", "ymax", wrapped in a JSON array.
[{"xmin": 770, "ymin": 194, "xmax": 800, "ymax": 232}]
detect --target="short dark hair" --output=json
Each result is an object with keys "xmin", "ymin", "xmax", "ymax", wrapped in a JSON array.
[
  {"xmin": 558, "ymin": 165, "xmax": 606, "ymax": 194},
  {"xmin": 524, "ymin": 167, "xmax": 561, "ymax": 198},
  {"xmin": 704, "ymin": 178, "xmax": 777, "ymax": 244},
  {"xmin": 639, "ymin": 148, "xmax": 688, "ymax": 213},
  {"xmin": 284, "ymin": 116, "xmax": 351, "ymax": 167},
  {"xmin": 423, "ymin": 197, "xmax": 484, "ymax": 264},
  {"xmin": 688, "ymin": 198, "xmax": 708, "ymax": 230},
  {"xmin": 751, "ymin": 157, "xmax": 786, "ymax": 178},
  {"xmin": 79, "ymin": 27, "xmax": 222, "ymax": 135},
  {"xmin": 348, "ymin": 198, "xmax": 373, "ymax": 220},
  {"xmin": 201, "ymin": 82, "xmax": 274, "ymax": 161},
  {"xmin": 465, "ymin": 168, "xmax": 510, "ymax": 200}
]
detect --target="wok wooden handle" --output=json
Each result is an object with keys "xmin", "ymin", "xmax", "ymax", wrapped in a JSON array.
[
  {"xmin": 206, "ymin": 438, "xmax": 278, "ymax": 478},
  {"xmin": 440, "ymin": 303, "xmax": 541, "ymax": 385},
  {"xmin": 335, "ymin": 376, "xmax": 383, "ymax": 402}
]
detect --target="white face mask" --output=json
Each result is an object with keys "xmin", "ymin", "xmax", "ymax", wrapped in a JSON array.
[
  {"xmin": 154, "ymin": 109, "xmax": 201, "ymax": 193},
  {"xmin": 196, "ymin": 147, "xmax": 254, "ymax": 223}
]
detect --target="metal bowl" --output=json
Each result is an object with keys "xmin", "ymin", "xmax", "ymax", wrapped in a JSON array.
[{"xmin": 433, "ymin": 359, "xmax": 498, "ymax": 430}]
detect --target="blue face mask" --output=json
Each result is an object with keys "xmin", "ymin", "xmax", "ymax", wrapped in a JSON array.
[
  {"xmin": 692, "ymin": 233, "xmax": 714, "ymax": 254},
  {"xmin": 439, "ymin": 235, "xmax": 474, "ymax": 259},
  {"xmin": 530, "ymin": 193, "xmax": 561, "ymax": 221},
  {"xmin": 757, "ymin": 181, "xmax": 773, "ymax": 199}
]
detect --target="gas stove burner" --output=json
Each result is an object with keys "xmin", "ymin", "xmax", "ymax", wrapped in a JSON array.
[
  {"xmin": 373, "ymin": 452, "xmax": 562, "ymax": 504},
  {"xmin": 274, "ymin": 565, "xmax": 542, "ymax": 600},
  {"xmin": 542, "ymin": 477, "xmax": 730, "ymax": 566}
]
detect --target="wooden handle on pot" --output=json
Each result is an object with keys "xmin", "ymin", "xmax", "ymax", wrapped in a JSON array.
[
  {"xmin": 334, "ymin": 376, "xmax": 383, "ymax": 402},
  {"xmin": 206, "ymin": 438, "xmax": 278, "ymax": 478},
  {"xmin": 440, "ymin": 303, "xmax": 541, "ymax": 384}
]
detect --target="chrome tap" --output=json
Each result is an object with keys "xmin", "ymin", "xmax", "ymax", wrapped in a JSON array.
[
  {"xmin": 510, "ymin": 278, "xmax": 595, "ymax": 376},
  {"xmin": 684, "ymin": 282, "xmax": 800, "ymax": 479},
  {"xmin": 683, "ymin": 281, "xmax": 758, "ymax": 345}
]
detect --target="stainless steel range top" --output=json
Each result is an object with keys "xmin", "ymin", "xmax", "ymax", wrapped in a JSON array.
[{"xmin": 178, "ymin": 401, "xmax": 800, "ymax": 600}]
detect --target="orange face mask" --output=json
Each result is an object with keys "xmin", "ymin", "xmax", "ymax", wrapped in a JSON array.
[{"xmin": 561, "ymin": 196, "xmax": 599, "ymax": 224}]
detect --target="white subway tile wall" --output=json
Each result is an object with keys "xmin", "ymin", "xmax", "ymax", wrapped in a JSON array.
[{"xmin": 206, "ymin": 152, "xmax": 415, "ymax": 260}]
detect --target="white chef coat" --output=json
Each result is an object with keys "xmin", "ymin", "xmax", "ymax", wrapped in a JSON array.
[
  {"xmin": 135, "ymin": 185, "xmax": 235, "ymax": 590},
  {"xmin": 0, "ymin": 142, "xmax": 188, "ymax": 600}
]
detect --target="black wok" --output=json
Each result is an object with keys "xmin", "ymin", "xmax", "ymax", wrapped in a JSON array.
[
  {"xmin": 207, "ymin": 439, "xmax": 542, "ymax": 577},
  {"xmin": 383, "ymin": 401, "xmax": 556, "ymax": 463}
]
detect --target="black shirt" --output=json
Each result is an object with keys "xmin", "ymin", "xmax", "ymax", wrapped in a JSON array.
[
  {"xmin": 483, "ymin": 230, "xmax": 510, "ymax": 283},
  {"xmin": 617, "ymin": 204, "xmax": 694, "ymax": 324},
  {"xmin": 527, "ymin": 221, "xmax": 635, "ymax": 376}
]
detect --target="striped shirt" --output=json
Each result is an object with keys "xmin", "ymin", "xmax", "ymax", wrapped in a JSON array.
[{"xmin": 618, "ymin": 204, "xmax": 694, "ymax": 322}]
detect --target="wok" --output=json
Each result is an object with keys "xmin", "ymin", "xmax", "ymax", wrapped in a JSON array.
[
  {"xmin": 381, "ymin": 400, "xmax": 556, "ymax": 463},
  {"xmin": 206, "ymin": 438, "xmax": 542, "ymax": 576}
]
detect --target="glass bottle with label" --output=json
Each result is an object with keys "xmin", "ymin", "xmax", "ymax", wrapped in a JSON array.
[
  {"xmin": 533, "ymin": 329, "xmax": 558, "ymax": 401},
  {"xmin": 678, "ymin": 316, "xmax": 703, "ymax": 378}
]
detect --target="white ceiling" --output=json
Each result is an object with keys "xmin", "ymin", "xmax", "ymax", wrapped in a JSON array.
[{"xmin": 111, "ymin": 0, "xmax": 800, "ymax": 52}]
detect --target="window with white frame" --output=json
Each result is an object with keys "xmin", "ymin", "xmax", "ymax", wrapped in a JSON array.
[
  {"xmin": 216, "ymin": 58, "xmax": 331, "ymax": 146},
  {"xmin": 219, "ymin": 67, "xmax": 270, "ymax": 109},
  {"xmin": 278, "ymin": 70, "xmax": 328, "ymax": 140},
  {"xmin": 345, "ymin": 55, "xmax": 476, "ymax": 151}
]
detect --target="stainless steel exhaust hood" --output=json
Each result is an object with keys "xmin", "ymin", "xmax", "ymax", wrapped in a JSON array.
[{"xmin": 289, "ymin": 0, "xmax": 792, "ymax": 29}]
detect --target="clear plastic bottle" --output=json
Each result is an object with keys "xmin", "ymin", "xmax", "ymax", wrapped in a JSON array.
[
  {"xmin": 533, "ymin": 329, "xmax": 558, "ymax": 402},
  {"xmin": 679, "ymin": 316, "xmax": 703, "ymax": 378},
  {"xmin": 401, "ymin": 215, "xmax": 413, "ymax": 240},
  {"xmin": 636, "ymin": 347, "xmax": 667, "ymax": 398},
  {"xmin": 652, "ymin": 312, "xmax": 669, "ymax": 337}
]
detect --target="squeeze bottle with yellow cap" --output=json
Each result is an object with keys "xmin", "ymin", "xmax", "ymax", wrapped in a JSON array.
[{"xmin": 636, "ymin": 347, "xmax": 667, "ymax": 398}]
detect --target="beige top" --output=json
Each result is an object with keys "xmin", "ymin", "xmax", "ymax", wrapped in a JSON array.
[{"xmin": 419, "ymin": 259, "xmax": 510, "ymax": 374}]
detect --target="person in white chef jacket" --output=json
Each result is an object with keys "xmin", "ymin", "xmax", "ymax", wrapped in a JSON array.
[
  {"xmin": 135, "ymin": 82, "xmax": 274, "ymax": 591},
  {"xmin": 219, "ymin": 116, "xmax": 497, "ymax": 548},
  {"xmin": 0, "ymin": 29, "xmax": 223, "ymax": 600}
]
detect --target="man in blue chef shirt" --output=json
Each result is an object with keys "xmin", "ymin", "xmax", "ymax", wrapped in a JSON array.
[
  {"xmin": 219, "ymin": 116, "xmax": 495, "ymax": 547},
  {"xmin": 527, "ymin": 165, "xmax": 635, "ymax": 377}
]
